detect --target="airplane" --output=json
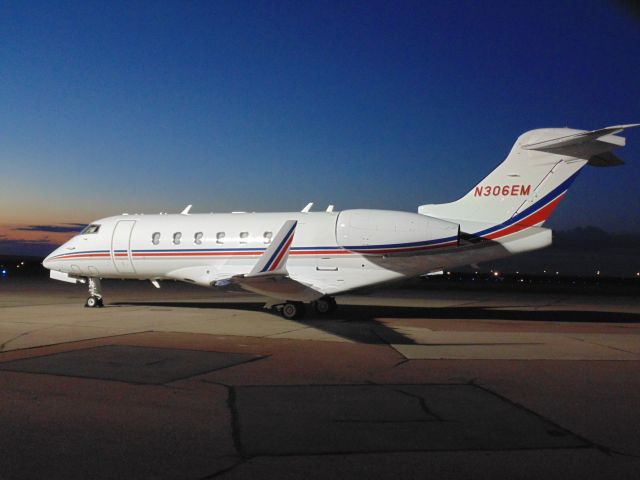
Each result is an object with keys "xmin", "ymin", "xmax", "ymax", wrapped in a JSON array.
[{"xmin": 43, "ymin": 124, "xmax": 638, "ymax": 319}]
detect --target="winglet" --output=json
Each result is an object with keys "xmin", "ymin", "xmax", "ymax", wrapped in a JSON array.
[
  {"xmin": 301, "ymin": 202, "xmax": 313, "ymax": 213},
  {"xmin": 181, "ymin": 205, "xmax": 192, "ymax": 215},
  {"xmin": 248, "ymin": 220, "xmax": 297, "ymax": 276}
]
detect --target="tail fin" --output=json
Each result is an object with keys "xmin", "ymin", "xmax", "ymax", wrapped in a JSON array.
[{"xmin": 419, "ymin": 124, "xmax": 638, "ymax": 237}]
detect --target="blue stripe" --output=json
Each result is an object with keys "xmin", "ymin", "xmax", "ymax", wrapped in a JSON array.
[
  {"xmin": 52, "ymin": 249, "xmax": 110, "ymax": 258},
  {"xmin": 345, "ymin": 235, "xmax": 458, "ymax": 251},
  {"xmin": 133, "ymin": 248, "xmax": 266, "ymax": 252},
  {"xmin": 472, "ymin": 171, "xmax": 580, "ymax": 237},
  {"xmin": 261, "ymin": 223, "xmax": 296, "ymax": 272},
  {"xmin": 58, "ymin": 250, "xmax": 109, "ymax": 254}
]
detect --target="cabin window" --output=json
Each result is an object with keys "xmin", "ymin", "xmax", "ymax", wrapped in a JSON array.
[
  {"xmin": 216, "ymin": 232, "xmax": 225, "ymax": 244},
  {"xmin": 81, "ymin": 224, "xmax": 101, "ymax": 235},
  {"xmin": 194, "ymin": 232, "xmax": 203, "ymax": 245},
  {"xmin": 263, "ymin": 231, "xmax": 273, "ymax": 244},
  {"xmin": 239, "ymin": 232, "xmax": 249, "ymax": 244},
  {"xmin": 152, "ymin": 232, "xmax": 160, "ymax": 245},
  {"xmin": 173, "ymin": 232, "xmax": 182, "ymax": 245}
]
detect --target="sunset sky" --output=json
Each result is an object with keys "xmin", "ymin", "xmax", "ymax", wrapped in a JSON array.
[{"xmin": 2, "ymin": 1, "xmax": 640, "ymax": 257}]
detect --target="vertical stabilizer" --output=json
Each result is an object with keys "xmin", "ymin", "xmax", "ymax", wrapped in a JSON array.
[{"xmin": 418, "ymin": 125, "xmax": 638, "ymax": 235}]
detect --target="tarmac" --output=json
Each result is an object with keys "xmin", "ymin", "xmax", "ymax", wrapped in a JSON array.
[{"xmin": 1, "ymin": 277, "xmax": 639, "ymax": 479}]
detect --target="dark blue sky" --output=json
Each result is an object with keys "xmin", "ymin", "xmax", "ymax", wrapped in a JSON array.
[{"xmin": 1, "ymin": 0, "xmax": 639, "ymax": 248}]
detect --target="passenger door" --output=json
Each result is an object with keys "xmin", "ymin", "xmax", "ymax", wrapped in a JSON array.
[{"xmin": 111, "ymin": 220, "xmax": 136, "ymax": 274}]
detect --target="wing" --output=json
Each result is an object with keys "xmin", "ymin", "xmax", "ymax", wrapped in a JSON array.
[
  {"xmin": 233, "ymin": 274, "xmax": 323, "ymax": 302},
  {"xmin": 231, "ymin": 220, "xmax": 324, "ymax": 301}
]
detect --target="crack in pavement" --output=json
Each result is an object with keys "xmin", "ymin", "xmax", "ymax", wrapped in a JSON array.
[{"xmin": 0, "ymin": 325, "xmax": 60, "ymax": 352}]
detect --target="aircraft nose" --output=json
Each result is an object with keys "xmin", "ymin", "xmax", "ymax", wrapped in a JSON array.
[
  {"xmin": 42, "ymin": 253, "xmax": 53, "ymax": 270},
  {"xmin": 42, "ymin": 248, "xmax": 62, "ymax": 271}
]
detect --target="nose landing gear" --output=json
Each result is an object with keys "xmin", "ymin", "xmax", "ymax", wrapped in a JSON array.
[{"xmin": 85, "ymin": 277, "xmax": 104, "ymax": 308}]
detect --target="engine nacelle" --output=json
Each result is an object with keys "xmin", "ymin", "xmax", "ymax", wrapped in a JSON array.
[{"xmin": 335, "ymin": 209, "xmax": 459, "ymax": 254}]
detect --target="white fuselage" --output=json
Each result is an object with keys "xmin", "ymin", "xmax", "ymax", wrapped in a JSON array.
[{"xmin": 43, "ymin": 209, "xmax": 549, "ymax": 300}]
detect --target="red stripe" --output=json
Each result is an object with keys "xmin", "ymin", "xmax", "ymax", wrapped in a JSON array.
[
  {"xmin": 55, "ymin": 253, "xmax": 110, "ymax": 259},
  {"xmin": 485, "ymin": 194, "xmax": 564, "ymax": 240},
  {"xmin": 269, "ymin": 233, "xmax": 295, "ymax": 271},
  {"xmin": 133, "ymin": 251, "xmax": 262, "ymax": 257}
]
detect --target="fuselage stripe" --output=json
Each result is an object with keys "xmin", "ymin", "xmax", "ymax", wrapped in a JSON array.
[{"xmin": 46, "ymin": 178, "xmax": 578, "ymax": 264}]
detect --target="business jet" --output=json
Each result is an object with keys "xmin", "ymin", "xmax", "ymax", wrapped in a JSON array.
[{"xmin": 43, "ymin": 124, "xmax": 638, "ymax": 319}]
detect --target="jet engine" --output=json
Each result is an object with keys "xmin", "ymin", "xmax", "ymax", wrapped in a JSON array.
[{"xmin": 335, "ymin": 209, "xmax": 459, "ymax": 254}]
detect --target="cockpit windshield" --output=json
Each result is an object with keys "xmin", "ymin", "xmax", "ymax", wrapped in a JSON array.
[{"xmin": 80, "ymin": 224, "xmax": 101, "ymax": 235}]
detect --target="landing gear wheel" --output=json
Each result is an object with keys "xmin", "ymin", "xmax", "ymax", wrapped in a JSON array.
[
  {"xmin": 85, "ymin": 296, "xmax": 103, "ymax": 308},
  {"xmin": 281, "ymin": 302, "xmax": 306, "ymax": 320},
  {"xmin": 85, "ymin": 278, "xmax": 104, "ymax": 308},
  {"xmin": 313, "ymin": 297, "xmax": 337, "ymax": 314}
]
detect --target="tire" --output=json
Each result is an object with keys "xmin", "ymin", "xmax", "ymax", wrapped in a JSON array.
[
  {"xmin": 313, "ymin": 297, "xmax": 337, "ymax": 314},
  {"xmin": 281, "ymin": 302, "xmax": 305, "ymax": 320},
  {"xmin": 86, "ymin": 296, "xmax": 98, "ymax": 308}
]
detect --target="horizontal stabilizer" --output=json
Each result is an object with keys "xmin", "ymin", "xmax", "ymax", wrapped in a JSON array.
[{"xmin": 522, "ymin": 123, "xmax": 639, "ymax": 164}]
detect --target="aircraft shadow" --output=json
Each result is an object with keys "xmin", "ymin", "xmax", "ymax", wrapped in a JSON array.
[{"xmin": 111, "ymin": 301, "xmax": 640, "ymax": 346}]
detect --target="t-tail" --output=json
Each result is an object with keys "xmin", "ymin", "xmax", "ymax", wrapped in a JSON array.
[{"xmin": 419, "ymin": 124, "xmax": 639, "ymax": 242}]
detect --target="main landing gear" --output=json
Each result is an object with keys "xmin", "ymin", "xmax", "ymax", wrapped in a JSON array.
[
  {"xmin": 312, "ymin": 296, "xmax": 337, "ymax": 315},
  {"xmin": 85, "ymin": 277, "xmax": 104, "ymax": 308},
  {"xmin": 275, "ymin": 297, "xmax": 337, "ymax": 320}
]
